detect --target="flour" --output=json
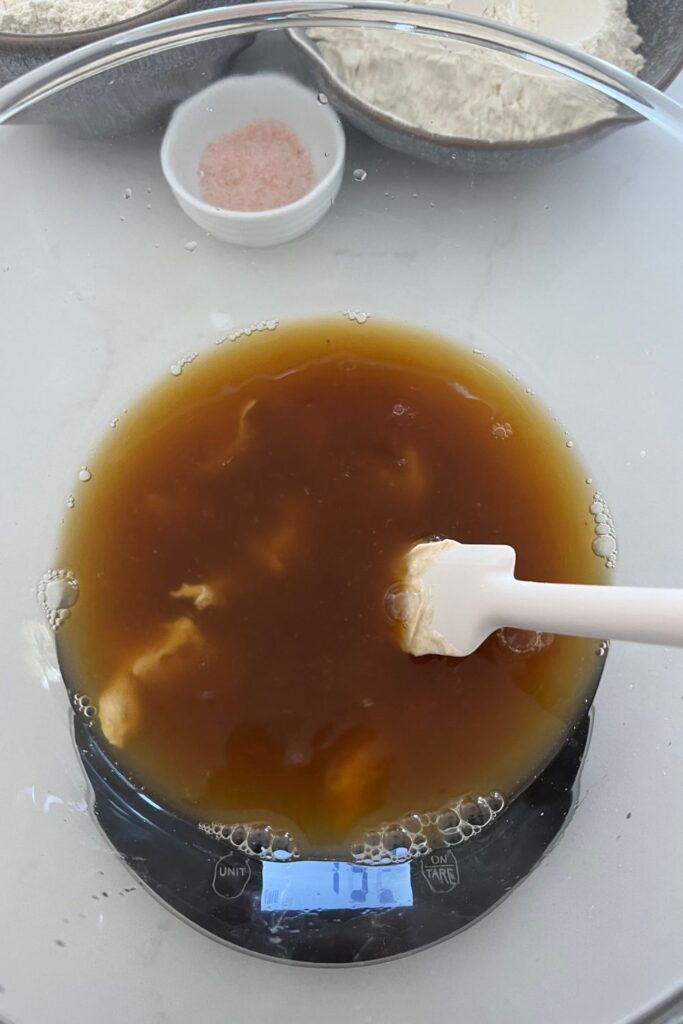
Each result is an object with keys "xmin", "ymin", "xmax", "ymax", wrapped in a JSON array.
[
  {"xmin": 311, "ymin": 0, "xmax": 644, "ymax": 142},
  {"xmin": 0, "ymin": 0, "xmax": 163, "ymax": 34}
]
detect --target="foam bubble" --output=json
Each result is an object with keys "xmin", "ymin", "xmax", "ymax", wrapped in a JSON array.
[
  {"xmin": 73, "ymin": 693, "xmax": 97, "ymax": 722},
  {"xmin": 436, "ymin": 808, "xmax": 461, "ymax": 834},
  {"xmin": 222, "ymin": 319, "xmax": 279, "ymax": 345},
  {"xmin": 593, "ymin": 535, "xmax": 616, "ymax": 558},
  {"xmin": 341, "ymin": 310, "xmax": 370, "ymax": 327},
  {"xmin": 170, "ymin": 352, "xmax": 198, "ymax": 377},
  {"xmin": 491, "ymin": 421, "xmax": 512, "ymax": 440},
  {"xmin": 382, "ymin": 824, "xmax": 411, "ymax": 853},
  {"xmin": 37, "ymin": 569, "xmax": 79, "ymax": 630},
  {"xmin": 497, "ymin": 628, "xmax": 553, "ymax": 655},
  {"xmin": 384, "ymin": 583, "xmax": 419, "ymax": 624},
  {"xmin": 200, "ymin": 793, "xmax": 506, "ymax": 865},
  {"xmin": 459, "ymin": 795, "xmax": 493, "ymax": 827},
  {"xmin": 487, "ymin": 791, "xmax": 505, "ymax": 813},
  {"xmin": 589, "ymin": 491, "xmax": 617, "ymax": 567},
  {"xmin": 354, "ymin": 789, "xmax": 506, "ymax": 864},
  {"xmin": 198, "ymin": 820, "xmax": 299, "ymax": 861},
  {"xmin": 271, "ymin": 831, "xmax": 297, "ymax": 861},
  {"xmin": 247, "ymin": 824, "xmax": 273, "ymax": 856}
]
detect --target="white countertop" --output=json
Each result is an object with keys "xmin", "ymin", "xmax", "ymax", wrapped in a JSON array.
[{"xmin": 0, "ymin": 32, "xmax": 682, "ymax": 1024}]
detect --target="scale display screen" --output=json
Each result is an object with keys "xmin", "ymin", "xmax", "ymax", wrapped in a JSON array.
[{"xmin": 261, "ymin": 860, "xmax": 414, "ymax": 911}]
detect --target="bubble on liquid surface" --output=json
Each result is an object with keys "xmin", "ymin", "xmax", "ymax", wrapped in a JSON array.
[
  {"xmin": 459, "ymin": 795, "xmax": 493, "ymax": 827},
  {"xmin": 38, "ymin": 569, "xmax": 79, "ymax": 630},
  {"xmin": 491, "ymin": 421, "xmax": 512, "ymax": 440},
  {"xmin": 487, "ymin": 790, "xmax": 505, "ymax": 813},
  {"xmin": 170, "ymin": 352, "xmax": 198, "ymax": 377},
  {"xmin": 229, "ymin": 824, "xmax": 246, "ymax": 846},
  {"xmin": 66, "ymin": 494, "xmax": 75, "ymax": 510},
  {"xmin": 198, "ymin": 820, "xmax": 299, "ymax": 861},
  {"xmin": 497, "ymin": 628, "xmax": 553, "ymax": 655},
  {"xmin": 73, "ymin": 692, "xmax": 97, "ymax": 722},
  {"xmin": 271, "ymin": 831, "xmax": 297, "ymax": 861},
  {"xmin": 384, "ymin": 583, "xmax": 419, "ymax": 624},
  {"xmin": 401, "ymin": 813, "xmax": 423, "ymax": 834},
  {"xmin": 382, "ymin": 825, "xmax": 411, "ymax": 855},
  {"xmin": 352, "ymin": 168, "xmax": 367, "ymax": 182},
  {"xmin": 353, "ymin": 790, "xmax": 505, "ymax": 864},
  {"xmin": 317, "ymin": 92, "xmax": 329, "ymax": 105},
  {"xmin": 201, "ymin": 790, "xmax": 506, "ymax": 863},
  {"xmin": 224, "ymin": 320, "xmax": 279, "ymax": 345},
  {"xmin": 436, "ymin": 808, "xmax": 461, "ymax": 834},
  {"xmin": 247, "ymin": 824, "xmax": 273, "ymax": 856},
  {"xmin": 589, "ymin": 491, "xmax": 617, "ymax": 567},
  {"xmin": 593, "ymin": 534, "xmax": 616, "ymax": 558},
  {"xmin": 184, "ymin": 240, "xmax": 198, "ymax": 253},
  {"xmin": 345, "ymin": 310, "xmax": 369, "ymax": 325},
  {"xmin": 78, "ymin": 466, "xmax": 92, "ymax": 482}
]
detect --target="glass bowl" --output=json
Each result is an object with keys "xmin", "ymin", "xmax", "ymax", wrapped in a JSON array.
[{"xmin": 2, "ymin": 0, "xmax": 683, "ymax": 1017}]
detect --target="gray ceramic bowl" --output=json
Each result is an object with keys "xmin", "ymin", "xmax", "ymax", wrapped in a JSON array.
[
  {"xmin": 0, "ymin": 0, "xmax": 254, "ymax": 136},
  {"xmin": 290, "ymin": 0, "xmax": 683, "ymax": 172}
]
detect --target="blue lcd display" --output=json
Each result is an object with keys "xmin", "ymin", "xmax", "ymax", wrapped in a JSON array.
[{"xmin": 261, "ymin": 860, "xmax": 413, "ymax": 912}]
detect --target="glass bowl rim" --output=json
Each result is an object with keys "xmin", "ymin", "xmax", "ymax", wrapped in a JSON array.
[{"xmin": 0, "ymin": 0, "xmax": 682, "ymax": 145}]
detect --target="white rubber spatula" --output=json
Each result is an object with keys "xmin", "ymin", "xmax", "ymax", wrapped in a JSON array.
[{"xmin": 399, "ymin": 539, "xmax": 683, "ymax": 657}]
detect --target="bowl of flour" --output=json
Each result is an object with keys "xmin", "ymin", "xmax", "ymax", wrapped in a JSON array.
[
  {"xmin": 290, "ymin": 0, "xmax": 683, "ymax": 171},
  {"xmin": 0, "ymin": 0, "xmax": 254, "ymax": 136}
]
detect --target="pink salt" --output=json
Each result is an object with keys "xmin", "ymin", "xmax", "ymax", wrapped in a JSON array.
[{"xmin": 198, "ymin": 119, "xmax": 315, "ymax": 213}]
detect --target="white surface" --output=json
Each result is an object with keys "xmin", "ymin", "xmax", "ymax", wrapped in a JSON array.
[
  {"xmin": 1, "ymin": 32, "xmax": 683, "ymax": 1024},
  {"xmin": 161, "ymin": 73, "xmax": 345, "ymax": 246}
]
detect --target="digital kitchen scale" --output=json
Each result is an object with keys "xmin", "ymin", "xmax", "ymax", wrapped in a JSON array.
[{"xmin": 75, "ymin": 713, "xmax": 591, "ymax": 965}]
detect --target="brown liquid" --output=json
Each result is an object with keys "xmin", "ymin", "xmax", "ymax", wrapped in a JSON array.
[{"xmin": 58, "ymin": 318, "xmax": 604, "ymax": 856}]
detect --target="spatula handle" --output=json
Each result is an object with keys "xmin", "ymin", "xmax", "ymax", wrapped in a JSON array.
[{"xmin": 494, "ymin": 579, "xmax": 683, "ymax": 646}]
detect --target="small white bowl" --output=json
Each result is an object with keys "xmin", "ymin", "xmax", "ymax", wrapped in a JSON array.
[{"xmin": 161, "ymin": 72, "xmax": 345, "ymax": 247}]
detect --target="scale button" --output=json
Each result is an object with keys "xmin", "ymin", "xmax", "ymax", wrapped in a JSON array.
[
  {"xmin": 212, "ymin": 853, "xmax": 252, "ymax": 899},
  {"xmin": 419, "ymin": 850, "xmax": 460, "ymax": 894}
]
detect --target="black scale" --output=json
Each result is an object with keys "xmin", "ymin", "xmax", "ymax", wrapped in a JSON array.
[{"xmin": 75, "ymin": 713, "xmax": 592, "ymax": 965}]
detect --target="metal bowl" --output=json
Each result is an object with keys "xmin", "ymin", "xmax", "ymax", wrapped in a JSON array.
[
  {"xmin": 0, "ymin": 0, "xmax": 255, "ymax": 135},
  {"xmin": 290, "ymin": 0, "xmax": 683, "ymax": 171}
]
